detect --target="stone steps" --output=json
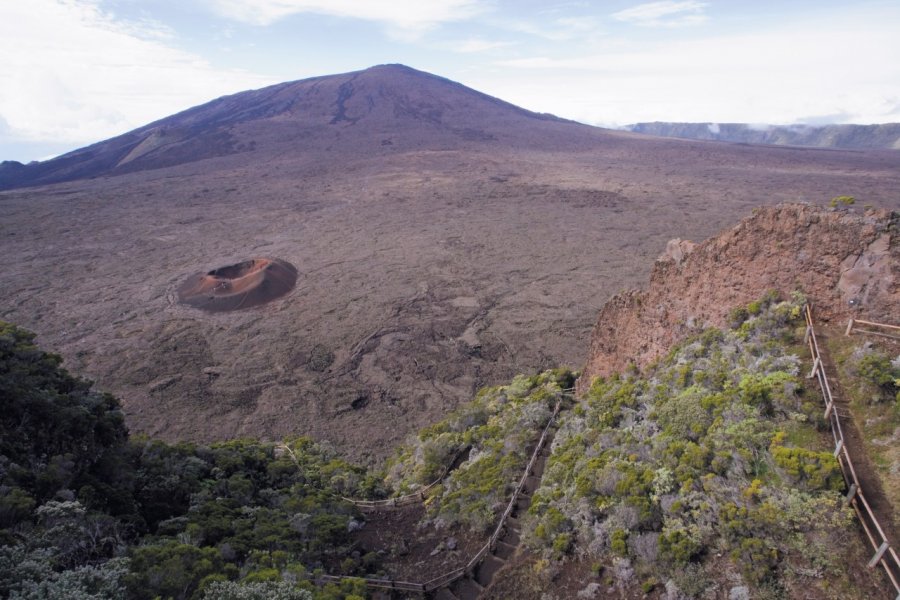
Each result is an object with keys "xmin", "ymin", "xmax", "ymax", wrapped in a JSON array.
[
  {"xmin": 475, "ymin": 554, "xmax": 506, "ymax": 587},
  {"xmin": 451, "ymin": 575, "xmax": 484, "ymax": 600}
]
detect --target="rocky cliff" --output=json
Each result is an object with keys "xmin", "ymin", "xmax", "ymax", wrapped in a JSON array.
[{"xmin": 578, "ymin": 203, "xmax": 898, "ymax": 392}]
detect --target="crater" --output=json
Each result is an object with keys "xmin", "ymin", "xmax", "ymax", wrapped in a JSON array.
[{"xmin": 177, "ymin": 258, "xmax": 298, "ymax": 312}]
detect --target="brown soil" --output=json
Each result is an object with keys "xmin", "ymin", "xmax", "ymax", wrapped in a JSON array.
[
  {"xmin": 350, "ymin": 504, "xmax": 482, "ymax": 584},
  {"xmin": 482, "ymin": 555, "xmax": 608, "ymax": 600},
  {"xmin": 177, "ymin": 257, "xmax": 297, "ymax": 311}
]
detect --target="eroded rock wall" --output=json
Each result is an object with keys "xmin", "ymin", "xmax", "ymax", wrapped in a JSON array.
[{"xmin": 578, "ymin": 203, "xmax": 898, "ymax": 393}]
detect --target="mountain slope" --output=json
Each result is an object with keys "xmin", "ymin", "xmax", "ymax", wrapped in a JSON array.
[{"xmin": 0, "ymin": 64, "xmax": 578, "ymax": 191}]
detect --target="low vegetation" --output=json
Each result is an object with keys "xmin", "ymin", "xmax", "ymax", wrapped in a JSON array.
[
  {"xmin": 829, "ymin": 195, "xmax": 856, "ymax": 207},
  {"xmin": 0, "ymin": 322, "xmax": 376, "ymax": 600},
  {"xmin": 0, "ymin": 319, "xmax": 577, "ymax": 599},
  {"xmin": 523, "ymin": 293, "xmax": 860, "ymax": 598},
  {"xmin": 386, "ymin": 369, "xmax": 575, "ymax": 531},
  {"xmin": 1, "ymin": 292, "xmax": 888, "ymax": 598},
  {"xmin": 826, "ymin": 327, "xmax": 900, "ymax": 516}
]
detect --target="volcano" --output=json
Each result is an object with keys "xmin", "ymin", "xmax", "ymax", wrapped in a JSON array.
[
  {"xmin": 0, "ymin": 64, "xmax": 579, "ymax": 191},
  {"xmin": 1, "ymin": 64, "xmax": 899, "ymax": 462},
  {"xmin": 177, "ymin": 258, "xmax": 298, "ymax": 312}
]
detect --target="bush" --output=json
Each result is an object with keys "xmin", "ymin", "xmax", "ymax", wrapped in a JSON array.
[
  {"xmin": 0, "ymin": 321, "xmax": 128, "ymax": 506},
  {"xmin": 659, "ymin": 522, "xmax": 702, "ymax": 566},
  {"xmin": 611, "ymin": 529, "xmax": 628, "ymax": 556},
  {"xmin": 201, "ymin": 580, "xmax": 313, "ymax": 600},
  {"xmin": 389, "ymin": 369, "xmax": 572, "ymax": 530},
  {"xmin": 519, "ymin": 293, "xmax": 858, "ymax": 596},
  {"xmin": 856, "ymin": 352, "xmax": 899, "ymax": 402},
  {"xmin": 0, "ymin": 545, "xmax": 130, "ymax": 600},
  {"xmin": 731, "ymin": 537, "xmax": 779, "ymax": 585},
  {"xmin": 829, "ymin": 195, "xmax": 856, "ymax": 207},
  {"xmin": 770, "ymin": 443, "xmax": 842, "ymax": 491}
]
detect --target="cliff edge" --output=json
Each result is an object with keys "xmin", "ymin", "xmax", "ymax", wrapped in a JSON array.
[{"xmin": 578, "ymin": 203, "xmax": 898, "ymax": 393}]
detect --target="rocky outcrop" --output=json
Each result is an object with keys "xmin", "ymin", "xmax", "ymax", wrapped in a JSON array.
[{"xmin": 578, "ymin": 204, "xmax": 898, "ymax": 393}]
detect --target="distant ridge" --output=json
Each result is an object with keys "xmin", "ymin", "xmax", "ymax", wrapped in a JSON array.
[
  {"xmin": 626, "ymin": 121, "xmax": 900, "ymax": 150},
  {"xmin": 0, "ymin": 64, "xmax": 582, "ymax": 191}
]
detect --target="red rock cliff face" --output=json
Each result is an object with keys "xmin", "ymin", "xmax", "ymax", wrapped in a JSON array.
[{"xmin": 578, "ymin": 203, "xmax": 898, "ymax": 394}]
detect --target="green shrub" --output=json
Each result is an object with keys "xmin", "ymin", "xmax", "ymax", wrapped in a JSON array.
[
  {"xmin": 829, "ymin": 195, "xmax": 856, "ymax": 207},
  {"xmin": 731, "ymin": 537, "xmax": 779, "ymax": 585},
  {"xmin": 611, "ymin": 529, "xmax": 629, "ymax": 556},
  {"xmin": 519, "ymin": 293, "xmax": 852, "ymax": 595},
  {"xmin": 552, "ymin": 532, "xmax": 573, "ymax": 557},
  {"xmin": 738, "ymin": 371, "xmax": 796, "ymax": 415},
  {"xmin": 655, "ymin": 386, "xmax": 713, "ymax": 441},
  {"xmin": 857, "ymin": 352, "xmax": 899, "ymax": 402},
  {"xmin": 770, "ymin": 444, "xmax": 842, "ymax": 491},
  {"xmin": 202, "ymin": 580, "xmax": 313, "ymax": 600},
  {"xmin": 729, "ymin": 307, "xmax": 750, "ymax": 328},
  {"xmin": 659, "ymin": 523, "xmax": 701, "ymax": 566},
  {"xmin": 390, "ymin": 369, "xmax": 572, "ymax": 530}
]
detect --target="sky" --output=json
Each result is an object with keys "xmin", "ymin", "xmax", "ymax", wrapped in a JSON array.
[{"xmin": 2, "ymin": 0, "xmax": 899, "ymax": 162}]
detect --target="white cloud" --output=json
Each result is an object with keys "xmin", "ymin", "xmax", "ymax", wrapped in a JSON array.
[
  {"xmin": 451, "ymin": 38, "xmax": 515, "ymax": 53},
  {"xmin": 484, "ymin": 15, "xmax": 900, "ymax": 126},
  {"xmin": 206, "ymin": 0, "xmax": 487, "ymax": 37},
  {"xmin": 0, "ymin": 0, "xmax": 274, "ymax": 152},
  {"xmin": 504, "ymin": 15, "xmax": 603, "ymax": 41},
  {"xmin": 612, "ymin": 1, "xmax": 708, "ymax": 27},
  {"xmin": 554, "ymin": 16, "xmax": 601, "ymax": 33}
]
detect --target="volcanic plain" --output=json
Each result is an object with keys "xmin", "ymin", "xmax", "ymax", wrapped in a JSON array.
[{"xmin": 2, "ymin": 64, "xmax": 900, "ymax": 462}]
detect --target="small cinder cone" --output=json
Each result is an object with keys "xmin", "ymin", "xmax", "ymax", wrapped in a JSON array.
[{"xmin": 177, "ymin": 258, "xmax": 297, "ymax": 312}]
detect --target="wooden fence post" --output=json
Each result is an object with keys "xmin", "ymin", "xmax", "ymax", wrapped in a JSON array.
[
  {"xmin": 833, "ymin": 439, "xmax": 843, "ymax": 458},
  {"xmin": 807, "ymin": 357, "xmax": 821, "ymax": 379},
  {"xmin": 804, "ymin": 325, "xmax": 812, "ymax": 344},
  {"xmin": 846, "ymin": 319, "xmax": 854, "ymax": 336},
  {"xmin": 868, "ymin": 541, "xmax": 890, "ymax": 569},
  {"xmin": 845, "ymin": 483, "xmax": 858, "ymax": 506},
  {"xmin": 824, "ymin": 402, "xmax": 833, "ymax": 420}
]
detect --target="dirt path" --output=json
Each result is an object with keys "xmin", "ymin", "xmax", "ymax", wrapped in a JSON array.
[
  {"xmin": 352, "ymin": 503, "xmax": 483, "ymax": 584},
  {"xmin": 433, "ymin": 423, "xmax": 557, "ymax": 600},
  {"xmin": 815, "ymin": 328, "xmax": 900, "ymax": 550}
]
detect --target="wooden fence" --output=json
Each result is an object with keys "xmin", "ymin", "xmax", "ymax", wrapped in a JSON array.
[
  {"xmin": 278, "ymin": 444, "xmax": 465, "ymax": 512},
  {"xmin": 805, "ymin": 305, "xmax": 900, "ymax": 597},
  {"xmin": 317, "ymin": 394, "xmax": 566, "ymax": 594},
  {"xmin": 340, "ymin": 447, "xmax": 468, "ymax": 511},
  {"xmin": 339, "ymin": 388, "xmax": 573, "ymax": 511},
  {"xmin": 846, "ymin": 318, "xmax": 900, "ymax": 341}
]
